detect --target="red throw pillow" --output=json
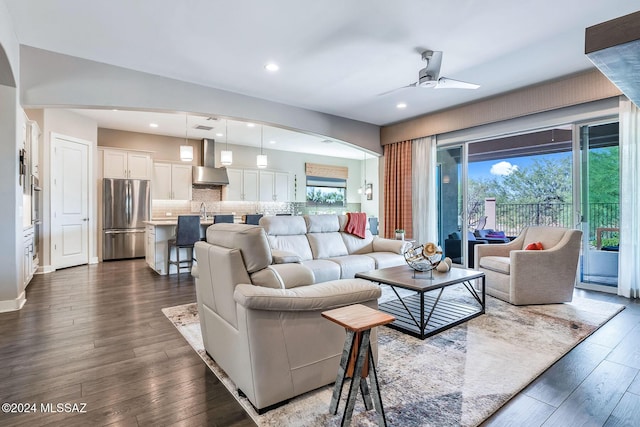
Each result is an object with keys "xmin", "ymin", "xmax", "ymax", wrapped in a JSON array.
[{"xmin": 525, "ymin": 242, "xmax": 544, "ymax": 250}]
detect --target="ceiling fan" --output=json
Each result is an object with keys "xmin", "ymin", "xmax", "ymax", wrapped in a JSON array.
[{"xmin": 382, "ymin": 50, "xmax": 480, "ymax": 94}]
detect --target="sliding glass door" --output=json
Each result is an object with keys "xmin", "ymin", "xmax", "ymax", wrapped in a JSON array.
[
  {"xmin": 576, "ymin": 121, "xmax": 620, "ymax": 290},
  {"xmin": 437, "ymin": 145, "xmax": 467, "ymax": 266}
]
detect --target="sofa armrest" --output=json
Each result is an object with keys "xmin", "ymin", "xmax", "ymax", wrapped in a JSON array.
[
  {"xmin": 271, "ymin": 250, "xmax": 302, "ymax": 264},
  {"xmin": 234, "ymin": 279, "xmax": 381, "ymax": 311},
  {"xmin": 372, "ymin": 237, "xmax": 411, "ymax": 254}
]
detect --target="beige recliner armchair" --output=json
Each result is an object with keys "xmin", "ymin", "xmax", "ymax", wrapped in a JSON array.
[
  {"xmin": 193, "ymin": 223, "xmax": 382, "ymax": 412},
  {"xmin": 475, "ymin": 226, "xmax": 582, "ymax": 305}
]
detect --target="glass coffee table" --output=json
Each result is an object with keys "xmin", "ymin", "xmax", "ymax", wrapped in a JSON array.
[{"xmin": 355, "ymin": 265, "xmax": 485, "ymax": 339}]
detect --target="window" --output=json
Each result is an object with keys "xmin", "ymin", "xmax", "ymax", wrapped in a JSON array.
[{"xmin": 306, "ymin": 176, "xmax": 346, "ymax": 207}]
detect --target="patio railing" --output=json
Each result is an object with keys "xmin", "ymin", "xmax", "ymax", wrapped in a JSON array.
[{"xmin": 471, "ymin": 202, "xmax": 619, "ymax": 241}]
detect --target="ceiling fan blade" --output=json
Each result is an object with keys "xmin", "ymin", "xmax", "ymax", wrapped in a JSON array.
[
  {"xmin": 434, "ymin": 77, "xmax": 480, "ymax": 90},
  {"xmin": 377, "ymin": 82, "xmax": 417, "ymax": 96},
  {"xmin": 422, "ymin": 50, "xmax": 443, "ymax": 79}
]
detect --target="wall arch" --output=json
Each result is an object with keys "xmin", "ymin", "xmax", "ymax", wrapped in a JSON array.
[{"xmin": 0, "ymin": 43, "xmax": 16, "ymax": 87}]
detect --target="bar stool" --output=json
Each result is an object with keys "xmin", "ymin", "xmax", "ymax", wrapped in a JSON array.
[
  {"xmin": 244, "ymin": 214, "xmax": 263, "ymax": 225},
  {"xmin": 213, "ymin": 214, "xmax": 234, "ymax": 224},
  {"xmin": 168, "ymin": 215, "xmax": 201, "ymax": 275}
]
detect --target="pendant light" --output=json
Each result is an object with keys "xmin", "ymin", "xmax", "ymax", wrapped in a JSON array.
[
  {"xmin": 220, "ymin": 120, "xmax": 233, "ymax": 166},
  {"xmin": 179, "ymin": 113, "xmax": 193, "ymax": 162},
  {"xmin": 256, "ymin": 125, "xmax": 268, "ymax": 168}
]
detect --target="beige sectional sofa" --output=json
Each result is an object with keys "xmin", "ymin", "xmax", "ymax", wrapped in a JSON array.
[
  {"xmin": 259, "ymin": 214, "xmax": 411, "ymax": 283},
  {"xmin": 193, "ymin": 221, "xmax": 388, "ymax": 412}
]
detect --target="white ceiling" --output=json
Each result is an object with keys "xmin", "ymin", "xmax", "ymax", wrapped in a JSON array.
[
  {"xmin": 69, "ymin": 108, "xmax": 372, "ymax": 160},
  {"xmin": 4, "ymin": 1, "xmax": 637, "ymax": 127}
]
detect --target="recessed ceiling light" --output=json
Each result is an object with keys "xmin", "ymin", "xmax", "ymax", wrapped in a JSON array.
[
  {"xmin": 321, "ymin": 139, "xmax": 333, "ymax": 144},
  {"xmin": 396, "ymin": 102, "xmax": 407, "ymax": 109},
  {"xmin": 247, "ymin": 123, "xmax": 255, "ymax": 128},
  {"xmin": 149, "ymin": 123, "xmax": 159, "ymax": 128},
  {"xmin": 216, "ymin": 133, "xmax": 224, "ymax": 137},
  {"xmin": 265, "ymin": 63, "xmax": 279, "ymax": 72},
  {"xmin": 269, "ymin": 140, "xmax": 276, "ymax": 144}
]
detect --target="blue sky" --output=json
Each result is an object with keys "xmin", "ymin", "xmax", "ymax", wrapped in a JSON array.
[{"xmin": 468, "ymin": 152, "xmax": 571, "ymax": 181}]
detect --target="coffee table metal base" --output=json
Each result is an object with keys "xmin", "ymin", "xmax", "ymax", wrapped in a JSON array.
[{"xmin": 380, "ymin": 278, "xmax": 484, "ymax": 339}]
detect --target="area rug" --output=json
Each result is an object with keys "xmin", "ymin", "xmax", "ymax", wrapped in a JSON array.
[{"xmin": 162, "ymin": 292, "xmax": 623, "ymax": 427}]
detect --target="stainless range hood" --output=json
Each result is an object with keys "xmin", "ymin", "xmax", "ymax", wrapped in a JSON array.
[{"xmin": 192, "ymin": 138, "xmax": 229, "ymax": 185}]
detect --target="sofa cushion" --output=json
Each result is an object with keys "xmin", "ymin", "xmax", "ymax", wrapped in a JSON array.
[
  {"xmin": 307, "ymin": 232, "xmax": 349, "ymax": 259},
  {"xmin": 260, "ymin": 215, "xmax": 307, "ymax": 236},
  {"xmin": 271, "ymin": 250, "xmax": 302, "ymax": 264},
  {"xmin": 479, "ymin": 256, "xmax": 511, "ymax": 274},
  {"xmin": 327, "ymin": 255, "xmax": 376, "ymax": 279},
  {"xmin": 250, "ymin": 264, "xmax": 315, "ymax": 289},
  {"xmin": 365, "ymin": 252, "xmax": 407, "ymax": 269},
  {"xmin": 206, "ymin": 223, "xmax": 272, "ymax": 273},
  {"xmin": 305, "ymin": 214, "xmax": 340, "ymax": 233},
  {"xmin": 372, "ymin": 237, "xmax": 410, "ymax": 254},
  {"xmin": 301, "ymin": 259, "xmax": 342, "ymax": 283},
  {"xmin": 340, "ymin": 231, "xmax": 374, "ymax": 254},
  {"xmin": 338, "ymin": 214, "xmax": 370, "ymax": 232},
  {"xmin": 267, "ymin": 235, "xmax": 313, "ymax": 261},
  {"xmin": 250, "ymin": 267, "xmax": 285, "ymax": 289}
]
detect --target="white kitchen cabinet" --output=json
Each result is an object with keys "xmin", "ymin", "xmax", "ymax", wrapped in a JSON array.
[
  {"xmin": 145, "ymin": 224, "xmax": 158, "ymax": 271},
  {"xmin": 152, "ymin": 162, "xmax": 192, "ymax": 200},
  {"xmin": 29, "ymin": 120, "xmax": 40, "ymax": 179},
  {"xmin": 23, "ymin": 227, "xmax": 34, "ymax": 291},
  {"xmin": 225, "ymin": 168, "xmax": 259, "ymax": 201},
  {"xmin": 259, "ymin": 170, "xmax": 290, "ymax": 201},
  {"xmin": 103, "ymin": 149, "xmax": 153, "ymax": 179}
]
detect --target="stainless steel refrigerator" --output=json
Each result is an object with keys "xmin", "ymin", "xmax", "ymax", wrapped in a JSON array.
[{"xmin": 103, "ymin": 178, "xmax": 150, "ymax": 260}]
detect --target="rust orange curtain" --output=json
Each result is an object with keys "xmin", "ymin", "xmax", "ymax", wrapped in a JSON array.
[{"xmin": 384, "ymin": 140, "xmax": 412, "ymax": 239}]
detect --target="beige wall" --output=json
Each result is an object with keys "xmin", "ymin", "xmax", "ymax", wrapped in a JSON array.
[
  {"xmin": 0, "ymin": 2, "xmax": 22, "ymax": 308},
  {"xmin": 381, "ymin": 69, "xmax": 622, "ymax": 145},
  {"xmin": 98, "ymin": 128, "xmax": 201, "ymax": 164}
]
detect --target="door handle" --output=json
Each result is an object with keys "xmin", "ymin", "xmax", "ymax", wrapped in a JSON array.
[{"xmin": 83, "ymin": 218, "xmax": 89, "ymax": 222}]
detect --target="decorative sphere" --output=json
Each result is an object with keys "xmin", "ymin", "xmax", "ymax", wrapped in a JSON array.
[{"xmin": 404, "ymin": 243, "xmax": 443, "ymax": 272}]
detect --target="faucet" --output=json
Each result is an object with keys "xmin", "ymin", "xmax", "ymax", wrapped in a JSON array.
[{"xmin": 199, "ymin": 202, "xmax": 207, "ymax": 220}]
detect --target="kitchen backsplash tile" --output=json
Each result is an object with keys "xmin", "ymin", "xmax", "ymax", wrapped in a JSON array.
[{"xmin": 152, "ymin": 191, "xmax": 362, "ymax": 219}]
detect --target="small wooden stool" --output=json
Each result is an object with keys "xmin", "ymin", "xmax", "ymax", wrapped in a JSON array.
[{"xmin": 322, "ymin": 304, "xmax": 395, "ymax": 427}]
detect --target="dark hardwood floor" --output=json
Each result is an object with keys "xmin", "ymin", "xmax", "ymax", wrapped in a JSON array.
[
  {"xmin": 483, "ymin": 289, "xmax": 640, "ymax": 427},
  {"xmin": 0, "ymin": 259, "xmax": 256, "ymax": 427},
  {"xmin": 1, "ymin": 260, "xmax": 639, "ymax": 426}
]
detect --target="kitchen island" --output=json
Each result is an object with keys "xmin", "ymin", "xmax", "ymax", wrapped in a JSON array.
[{"xmin": 144, "ymin": 219, "xmax": 214, "ymax": 275}]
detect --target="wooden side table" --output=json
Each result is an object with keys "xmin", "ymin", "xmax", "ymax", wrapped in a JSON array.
[{"xmin": 322, "ymin": 304, "xmax": 395, "ymax": 427}]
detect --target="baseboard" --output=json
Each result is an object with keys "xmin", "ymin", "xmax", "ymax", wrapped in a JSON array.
[
  {"xmin": 0, "ymin": 291, "xmax": 27, "ymax": 312},
  {"xmin": 89, "ymin": 256, "xmax": 99, "ymax": 265},
  {"xmin": 36, "ymin": 264, "xmax": 56, "ymax": 274}
]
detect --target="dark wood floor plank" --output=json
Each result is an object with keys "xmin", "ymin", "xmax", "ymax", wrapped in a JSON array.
[
  {"xmin": 587, "ymin": 309, "xmax": 640, "ymax": 349},
  {"xmin": 541, "ymin": 360, "xmax": 637, "ymax": 427},
  {"xmin": 606, "ymin": 323, "xmax": 640, "ymax": 369},
  {"xmin": 604, "ymin": 392, "xmax": 640, "ymax": 427},
  {"xmin": 627, "ymin": 370, "xmax": 640, "ymax": 395},
  {"xmin": 0, "ymin": 259, "xmax": 254, "ymax": 427},
  {"xmin": 482, "ymin": 393, "xmax": 555, "ymax": 427},
  {"xmin": 523, "ymin": 341, "xmax": 612, "ymax": 407}
]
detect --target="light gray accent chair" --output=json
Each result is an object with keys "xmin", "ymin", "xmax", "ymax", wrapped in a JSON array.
[
  {"xmin": 475, "ymin": 226, "xmax": 582, "ymax": 305},
  {"xmin": 192, "ymin": 223, "xmax": 382, "ymax": 412}
]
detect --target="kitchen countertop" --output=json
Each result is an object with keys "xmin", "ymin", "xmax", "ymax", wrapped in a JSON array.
[{"xmin": 144, "ymin": 219, "xmax": 215, "ymax": 226}]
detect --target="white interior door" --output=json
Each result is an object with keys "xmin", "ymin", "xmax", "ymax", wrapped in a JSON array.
[{"xmin": 51, "ymin": 135, "xmax": 89, "ymax": 269}]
